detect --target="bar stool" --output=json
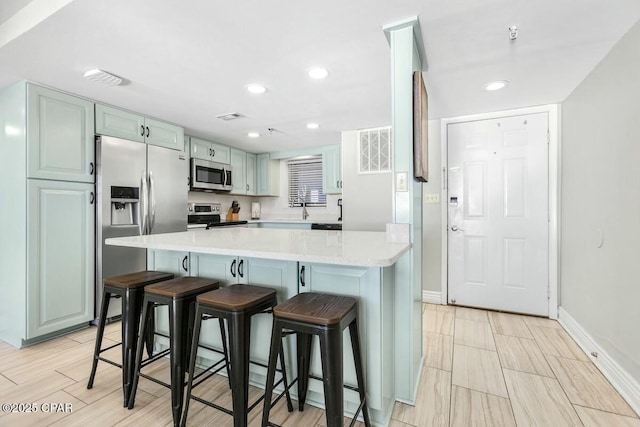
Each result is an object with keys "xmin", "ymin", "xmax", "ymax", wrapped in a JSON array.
[
  {"xmin": 127, "ymin": 277, "xmax": 221, "ymax": 427},
  {"xmin": 261, "ymin": 293, "xmax": 371, "ymax": 427},
  {"xmin": 88, "ymin": 270, "xmax": 174, "ymax": 406},
  {"xmin": 181, "ymin": 284, "xmax": 294, "ymax": 427}
]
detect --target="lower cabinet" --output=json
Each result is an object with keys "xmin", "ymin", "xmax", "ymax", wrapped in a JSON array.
[
  {"xmin": 147, "ymin": 250, "xmax": 190, "ymax": 336},
  {"xmin": 189, "ymin": 254, "xmax": 298, "ymax": 364},
  {"xmin": 26, "ymin": 179, "xmax": 95, "ymax": 339},
  {"xmin": 257, "ymin": 222, "xmax": 311, "ymax": 230},
  {"xmin": 298, "ymin": 262, "xmax": 395, "ymax": 417}
]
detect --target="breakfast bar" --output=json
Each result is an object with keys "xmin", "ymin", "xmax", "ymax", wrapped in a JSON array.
[{"xmin": 107, "ymin": 227, "xmax": 410, "ymax": 426}]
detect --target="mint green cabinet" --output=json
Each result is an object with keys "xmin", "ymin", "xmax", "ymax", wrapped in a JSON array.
[
  {"xmin": 258, "ymin": 222, "xmax": 311, "ymax": 230},
  {"xmin": 322, "ymin": 144, "xmax": 342, "ymax": 194},
  {"xmin": 230, "ymin": 148, "xmax": 246, "ymax": 194},
  {"xmin": 246, "ymin": 153, "xmax": 256, "ymax": 195},
  {"xmin": 189, "ymin": 254, "xmax": 298, "ymax": 363},
  {"xmin": 147, "ymin": 250, "xmax": 190, "ymax": 277},
  {"xmin": 27, "ymin": 84, "xmax": 95, "ymax": 183},
  {"xmin": 26, "ymin": 180, "xmax": 95, "ymax": 339},
  {"xmin": 1, "ymin": 82, "xmax": 96, "ymax": 347},
  {"xmin": 257, "ymin": 153, "xmax": 280, "ymax": 196},
  {"xmin": 298, "ymin": 262, "xmax": 394, "ymax": 417},
  {"xmin": 230, "ymin": 149, "xmax": 257, "ymax": 195},
  {"xmin": 95, "ymin": 104, "xmax": 144, "ymax": 143},
  {"xmin": 189, "ymin": 136, "xmax": 231, "ymax": 164},
  {"xmin": 95, "ymin": 104, "xmax": 184, "ymax": 151}
]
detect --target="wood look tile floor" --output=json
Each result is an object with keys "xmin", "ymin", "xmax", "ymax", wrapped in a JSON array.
[{"xmin": 1, "ymin": 305, "xmax": 638, "ymax": 426}]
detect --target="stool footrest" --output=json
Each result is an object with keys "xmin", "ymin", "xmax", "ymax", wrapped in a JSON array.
[
  {"xmin": 97, "ymin": 341, "xmax": 121, "ymax": 354},
  {"xmin": 140, "ymin": 348, "xmax": 170, "ymax": 368},
  {"xmin": 307, "ymin": 373, "xmax": 360, "ymax": 393},
  {"xmin": 96, "ymin": 356, "xmax": 123, "ymax": 370}
]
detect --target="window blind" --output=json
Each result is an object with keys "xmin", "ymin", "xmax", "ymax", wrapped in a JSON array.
[{"xmin": 287, "ymin": 156, "xmax": 326, "ymax": 207}]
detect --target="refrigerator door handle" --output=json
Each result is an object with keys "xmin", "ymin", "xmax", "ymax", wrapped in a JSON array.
[
  {"xmin": 140, "ymin": 171, "xmax": 148, "ymax": 235},
  {"xmin": 149, "ymin": 171, "xmax": 156, "ymax": 234}
]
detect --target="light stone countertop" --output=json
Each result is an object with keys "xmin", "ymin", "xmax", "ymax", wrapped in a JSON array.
[{"xmin": 106, "ymin": 228, "xmax": 409, "ymax": 267}]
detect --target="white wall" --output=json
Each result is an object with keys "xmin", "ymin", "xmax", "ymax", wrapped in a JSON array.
[
  {"xmin": 561, "ymin": 20, "xmax": 640, "ymax": 383},
  {"xmin": 341, "ymin": 130, "xmax": 393, "ymax": 231},
  {"xmin": 258, "ymin": 160, "xmax": 341, "ymax": 222},
  {"xmin": 422, "ymin": 120, "xmax": 442, "ymax": 293}
]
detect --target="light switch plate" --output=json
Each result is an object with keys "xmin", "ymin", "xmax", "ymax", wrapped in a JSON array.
[
  {"xmin": 424, "ymin": 193, "xmax": 440, "ymax": 204},
  {"xmin": 396, "ymin": 172, "xmax": 408, "ymax": 192}
]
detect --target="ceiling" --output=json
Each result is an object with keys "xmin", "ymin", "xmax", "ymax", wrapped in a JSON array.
[{"xmin": 1, "ymin": 0, "xmax": 639, "ymax": 153}]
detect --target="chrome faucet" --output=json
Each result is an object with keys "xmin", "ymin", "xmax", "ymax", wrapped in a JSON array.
[{"xmin": 298, "ymin": 187, "xmax": 309, "ymax": 220}]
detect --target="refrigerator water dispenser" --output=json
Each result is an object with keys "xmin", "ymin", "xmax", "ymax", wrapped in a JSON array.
[{"xmin": 110, "ymin": 186, "xmax": 139, "ymax": 226}]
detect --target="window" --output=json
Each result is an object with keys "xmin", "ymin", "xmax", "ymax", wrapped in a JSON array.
[
  {"xmin": 288, "ymin": 155, "xmax": 326, "ymax": 207},
  {"xmin": 358, "ymin": 127, "xmax": 392, "ymax": 173}
]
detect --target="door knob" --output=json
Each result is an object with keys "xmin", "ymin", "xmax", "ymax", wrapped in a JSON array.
[{"xmin": 451, "ymin": 225, "xmax": 465, "ymax": 232}]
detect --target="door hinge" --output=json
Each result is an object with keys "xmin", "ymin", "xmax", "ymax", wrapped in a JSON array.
[{"xmin": 547, "ymin": 129, "xmax": 550, "ymax": 145}]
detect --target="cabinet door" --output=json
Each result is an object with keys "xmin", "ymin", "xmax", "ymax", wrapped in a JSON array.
[
  {"xmin": 243, "ymin": 258, "xmax": 298, "ymax": 363},
  {"xmin": 147, "ymin": 250, "xmax": 190, "ymax": 277},
  {"xmin": 322, "ymin": 144, "xmax": 342, "ymax": 194},
  {"xmin": 145, "ymin": 118, "xmax": 184, "ymax": 152},
  {"xmin": 210, "ymin": 142, "xmax": 231, "ymax": 164},
  {"xmin": 27, "ymin": 85, "xmax": 95, "ymax": 183},
  {"xmin": 230, "ymin": 148, "xmax": 246, "ymax": 194},
  {"xmin": 190, "ymin": 137, "xmax": 211, "ymax": 161},
  {"xmin": 300, "ymin": 262, "xmax": 385, "ymax": 410},
  {"xmin": 95, "ymin": 104, "xmax": 145, "ymax": 143},
  {"xmin": 257, "ymin": 154, "xmax": 280, "ymax": 196},
  {"xmin": 246, "ymin": 153, "xmax": 256, "ymax": 196},
  {"xmin": 27, "ymin": 180, "xmax": 95, "ymax": 338},
  {"xmin": 189, "ymin": 253, "xmax": 238, "ymax": 285}
]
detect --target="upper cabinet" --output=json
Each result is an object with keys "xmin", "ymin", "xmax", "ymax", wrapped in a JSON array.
[
  {"xmin": 256, "ymin": 153, "xmax": 280, "ymax": 196},
  {"xmin": 322, "ymin": 144, "xmax": 342, "ymax": 194},
  {"xmin": 190, "ymin": 136, "xmax": 231, "ymax": 164},
  {"xmin": 229, "ymin": 148, "xmax": 257, "ymax": 195},
  {"xmin": 27, "ymin": 84, "xmax": 95, "ymax": 183},
  {"xmin": 95, "ymin": 104, "xmax": 184, "ymax": 151}
]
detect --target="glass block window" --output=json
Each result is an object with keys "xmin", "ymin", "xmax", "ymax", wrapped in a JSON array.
[
  {"xmin": 287, "ymin": 155, "xmax": 326, "ymax": 207},
  {"xmin": 358, "ymin": 127, "xmax": 392, "ymax": 173}
]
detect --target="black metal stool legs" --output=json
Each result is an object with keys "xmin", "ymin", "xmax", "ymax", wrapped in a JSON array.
[
  {"xmin": 127, "ymin": 295, "xmax": 153, "ymax": 410},
  {"xmin": 87, "ymin": 289, "xmax": 111, "ymax": 390},
  {"xmin": 261, "ymin": 321, "xmax": 283, "ymax": 427},
  {"xmin": 121, "ymin": 287, "xmax": 143, "ymax": 407},
  {"xmin": 229, "ymin": 311, "xmax": 251, "ymax": 427},
  {"xmin": 180, "ymin": 304, "xmax": 205, "ymax": 427},
  {"xmin": 320, "ymin": 326, "xmax": 344, "ymax": 427},
  {"xmin": 296, "ymin": 332, "xmax": 313, "ymax": 411},
  {"xmin": 349, "ymin": 319, "xmax": 371, "ymax": 427}
]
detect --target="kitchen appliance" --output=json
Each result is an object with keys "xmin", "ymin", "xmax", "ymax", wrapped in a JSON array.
[
  {"xmin": 190, "ymin": 158, "xmax": 232, "ymax": 192},
  {"xmin": 311, "ymin": 223, "xmax": 342, "ymax": 230},
  {"xmin": 188, "ymin": 203, "xmax": 248, "ymax": 228},
  {"xmin": 96, "ymin": 135, "xmax": 188, "ymax": 321},
  {"xmin": 251, "ymin": 202, "xmax": 261, "ymax": 219}
]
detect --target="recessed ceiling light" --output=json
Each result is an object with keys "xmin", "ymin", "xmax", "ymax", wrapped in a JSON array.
[
  {"xmin": 248, "ymin": 132, "xmax": 260, "ymax": 138},
  {"xmin": 484, "ymin": 80, "xmax": 509, "ymax": 91},
  {"xmin": 307, "ymin": 68, "xmax": 329, "ymax": 79},
  {"xmin": 83, "ymin": 68, "xmax": 123, "ymax": 86},
  {"xmin": 306, "ymin": 123, "xmax": 319, "ymax": 129},
  {"xmin": 246, "ymin": 84, "xmax": 266, "ymax": 94}
]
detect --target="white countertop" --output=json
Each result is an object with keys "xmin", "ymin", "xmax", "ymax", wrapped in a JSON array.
[
  {"xmin": 248, "ymin": 219, "xmax": 342, "ymax": 224},
  {"xmin": 106, "ymin": 228, "xmax": 409, "ymax": 267}
]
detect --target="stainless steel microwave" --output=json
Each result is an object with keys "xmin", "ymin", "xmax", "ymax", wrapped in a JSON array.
[{"xmin": 190, "ymin": 158, "xmax": 232, "ymax": 192}]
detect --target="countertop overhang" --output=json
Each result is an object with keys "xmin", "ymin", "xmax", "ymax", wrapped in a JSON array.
[{"xmin": 106, "ymin": 228, "xmax": 410, "ymax": 267}]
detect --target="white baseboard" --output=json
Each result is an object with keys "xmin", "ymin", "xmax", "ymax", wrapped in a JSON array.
[
  {"xmin": 422, "ymin": 290, "xmax": 442, "ymax": 304},
  {"xmin": 558, "ymin": 307, "xmax": 640, "ymax": 417}
]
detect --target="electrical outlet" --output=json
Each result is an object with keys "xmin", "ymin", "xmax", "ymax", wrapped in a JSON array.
[{"xmin": 424, "ymin": 193, "xmax": 440, "ymax": 204}]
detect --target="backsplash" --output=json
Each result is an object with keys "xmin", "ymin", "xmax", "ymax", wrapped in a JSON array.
[{"xmin": 187, "ymin": 192, "xmax": 253, "ymax": 221}]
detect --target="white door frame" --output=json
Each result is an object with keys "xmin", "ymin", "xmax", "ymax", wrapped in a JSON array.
[{"xmin": 440, "ymin": 104, "xmax": 560, "ymax": 319}]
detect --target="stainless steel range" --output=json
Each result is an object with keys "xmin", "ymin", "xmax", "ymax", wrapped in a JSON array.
[{"xmin": 187, "ymin": 203, "xmax": 248, "ymax": 228}]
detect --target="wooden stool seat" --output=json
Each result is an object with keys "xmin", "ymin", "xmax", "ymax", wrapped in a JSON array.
[
  {"xmin": 197, "ymin": 284, "xmax": 277, "ymax": 312},
  {"xmin": 274, "ymin": 293, "xmax": 357, "ymax": 325},
  {"xmin": 104, "ymin": 271, "xmax": 174, "ymax": 289},
  {"xmin": 145, "ymin": 277, "xmax": 219, "ymax": 298}
]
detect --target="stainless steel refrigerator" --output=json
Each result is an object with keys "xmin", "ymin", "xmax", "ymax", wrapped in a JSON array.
[{"xmin": 95, "ymin": 135, "xmax": 188, "ymax": 320}]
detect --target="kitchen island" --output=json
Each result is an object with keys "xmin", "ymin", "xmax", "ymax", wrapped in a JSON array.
[{"xmin": 107, "ymin": 228, "xmax": 410, "ymax": 426}]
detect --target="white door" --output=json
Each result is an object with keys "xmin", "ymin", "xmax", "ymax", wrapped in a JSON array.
[{"xmin": 447, "ymin": 113, "xmax": 549, "ymax": 315}]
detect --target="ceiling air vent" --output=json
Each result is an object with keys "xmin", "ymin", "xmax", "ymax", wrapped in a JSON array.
[
  {"xmin": 216, "ymin": 112, "xmax": 243, "ymax": 121},
  {"xmin": 83, "ymin": 69, "xmax": 123, "ymax": 86}
]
